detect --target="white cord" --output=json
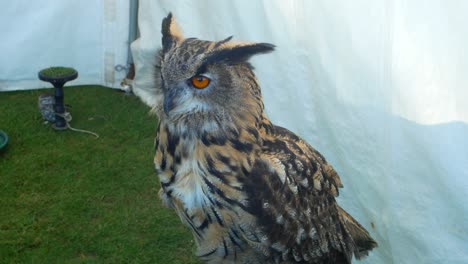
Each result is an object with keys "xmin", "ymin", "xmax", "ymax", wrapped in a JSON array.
[{"xmin": 55, "ymin": 112, "xmax": 99, "ymax": 139}]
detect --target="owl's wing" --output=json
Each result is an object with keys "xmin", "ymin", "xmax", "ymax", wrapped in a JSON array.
[{"xmin": 241, "ymin": 125, "xmax": 376, "ymax": 263}]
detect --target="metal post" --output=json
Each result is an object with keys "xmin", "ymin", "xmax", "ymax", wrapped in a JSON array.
[{"xmin": 53, "ymin": 84, "xmax": 67, "ymax": 129}]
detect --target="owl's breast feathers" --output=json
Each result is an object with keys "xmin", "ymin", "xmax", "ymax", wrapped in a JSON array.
[{"xmin": 155, "ymin": 120, "xmax": 377, "ymax": 263}]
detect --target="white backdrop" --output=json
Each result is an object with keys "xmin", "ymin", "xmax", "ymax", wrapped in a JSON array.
[
  {"xmin": 132, "ymin": 1, "xmax": 468, "ymax": 263},
  {"xmin": 0, "ymin": 0, "xmax": 130, "ymax": 91}
]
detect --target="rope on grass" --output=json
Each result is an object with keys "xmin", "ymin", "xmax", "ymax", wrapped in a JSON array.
[{"xmin": 56, "ymin": 112, "xmax": 100, "ymax": 139}]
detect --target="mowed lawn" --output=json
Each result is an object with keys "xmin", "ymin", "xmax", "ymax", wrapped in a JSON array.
[{"xmin": 0, "ymin": 86, "xmax": 200, "ymax": 263}]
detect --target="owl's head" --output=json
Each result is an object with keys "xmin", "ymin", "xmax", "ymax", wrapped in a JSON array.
[{"xmin": 159, "ymin": 13, "xmax": 274, "ymax": 136}]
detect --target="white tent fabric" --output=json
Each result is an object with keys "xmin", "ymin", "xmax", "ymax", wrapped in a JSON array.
[
  {"xmin": 0, "ymin": 0, "xmax": 130, "ymax": 91},
  {"xmin": 132, "ymin": 0, "xmax": 468, "ymax": 263}
]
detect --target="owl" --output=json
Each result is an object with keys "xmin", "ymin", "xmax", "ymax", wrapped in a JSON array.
[{"xmin": 154, "ymin": 13, "xmax": 377, "ymax": 264}]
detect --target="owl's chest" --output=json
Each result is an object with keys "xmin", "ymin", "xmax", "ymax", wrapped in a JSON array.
[
  {"xmin": 167, "ymin": 158, "xmax": 208, "ymax": 210},
  {"xmin": 155, "ymin": 134, "xmax": 208, "ymax": 210}
]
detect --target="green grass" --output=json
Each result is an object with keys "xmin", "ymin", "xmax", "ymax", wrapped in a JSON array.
[{"xmin": 0, "ymin": 86, "xmax": 200, "ymax": 263}]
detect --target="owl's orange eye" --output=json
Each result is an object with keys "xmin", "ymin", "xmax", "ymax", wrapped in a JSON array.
[{"xmin": 191, "ymin": 75, "xmax": 210, "ymax": 89}]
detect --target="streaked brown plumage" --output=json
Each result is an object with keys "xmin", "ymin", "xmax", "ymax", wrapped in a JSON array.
[{"xmin": 154, "ymin": 13, "xmax": 377, "ymax": 263}]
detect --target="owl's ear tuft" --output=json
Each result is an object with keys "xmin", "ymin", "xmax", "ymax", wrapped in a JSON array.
[
  {"xmin": 161, "ymin": 12, "xmax": 183, "ymax": 53},
  {"xmin": 199, "ymin": 43, "xmax": 275, "ymax": 72},
  {"xmin": 232, "ymin": 43, "xmax": 276, "ymax": 60}
]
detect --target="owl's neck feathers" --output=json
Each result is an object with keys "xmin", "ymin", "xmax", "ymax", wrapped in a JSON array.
[
  {"xmin": 157, "ymin": 84, "xmax": 273, "ymax": 189},
  {"xmin": 160, "ymin": 102, "xmax": 272, "ymax": 151}
]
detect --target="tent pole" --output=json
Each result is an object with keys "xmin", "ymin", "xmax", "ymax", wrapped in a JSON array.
[
  {"xmin": 125, "ymin": 0, "xmax": 138, "ymax": 81},
  {"xmin": 128, "ymin": 0, "xmax": 138, "ymax": 66}
]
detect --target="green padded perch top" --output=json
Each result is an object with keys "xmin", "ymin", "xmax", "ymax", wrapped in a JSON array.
[
  {"xmin": 39, "ymin": 67, "xmax": 78, "ymax": 84},
  {"xmin": 40, "ymin": 67, "xmax": 76, "ymax": 78}
]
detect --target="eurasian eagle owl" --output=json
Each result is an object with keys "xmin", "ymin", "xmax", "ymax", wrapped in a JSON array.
[{"xmin": 154, "ymin": 13, "xmax": 377, "ymax": 263}]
